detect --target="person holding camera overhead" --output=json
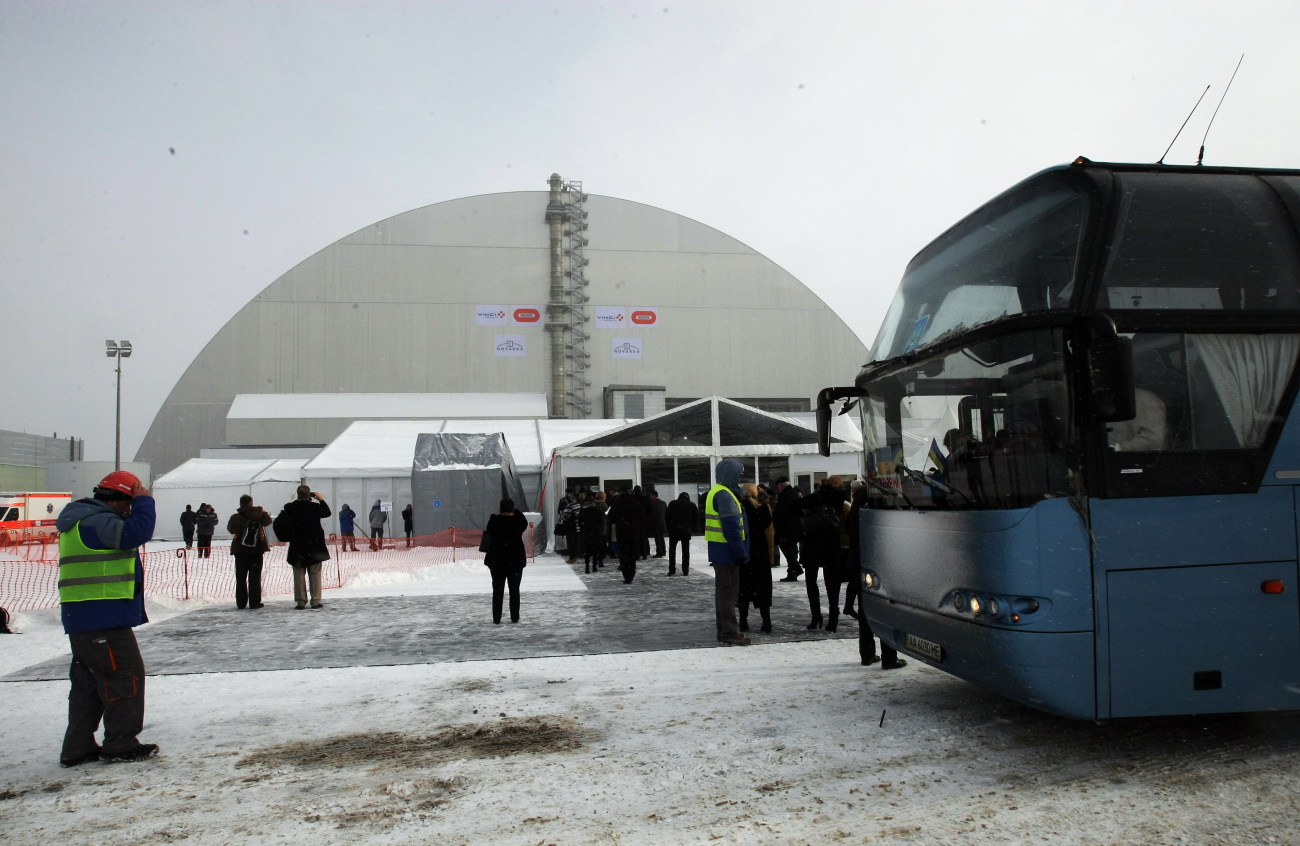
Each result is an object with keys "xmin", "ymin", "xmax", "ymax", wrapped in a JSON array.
[{"xmin": 275, "ymin": 485, "xmax": 331, "ymax": 610}]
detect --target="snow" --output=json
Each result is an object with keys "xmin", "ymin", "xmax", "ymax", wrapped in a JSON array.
[{"xmin": 4, "ymin": 543, "xmax": 1299, "ymax": 845}]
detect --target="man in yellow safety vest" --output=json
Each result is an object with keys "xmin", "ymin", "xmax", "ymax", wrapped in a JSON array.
[
  {"xmin": 705, "ymin": 459, "xmax": 750, "ymax": 645},
  {"xmin": 55, "ymin": 470, "xmax": 159, "ymax": 766}
]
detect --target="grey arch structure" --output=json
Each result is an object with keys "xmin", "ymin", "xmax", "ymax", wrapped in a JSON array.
[{"xmin": 137, "ymin": 190, "xmax": 868, "ymax": 477}]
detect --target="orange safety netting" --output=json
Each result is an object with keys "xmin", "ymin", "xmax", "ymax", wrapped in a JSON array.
[{"xmin": 0, "ymin": 526, "xmax": 535, "ymax": 613}]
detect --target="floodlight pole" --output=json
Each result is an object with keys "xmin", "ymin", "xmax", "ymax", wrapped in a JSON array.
[
  {"xmin": 106, "ymin": 340, "xmax": 132, "ymax": 471},
  {"xmin": 115, "ymin": 353, "xmax": 122, "ymax": 471}
]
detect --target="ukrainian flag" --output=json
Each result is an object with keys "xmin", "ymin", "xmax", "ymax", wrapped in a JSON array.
[{"xmin": 927, "ymin": 438, "xmax": 948, "ymax": 475}]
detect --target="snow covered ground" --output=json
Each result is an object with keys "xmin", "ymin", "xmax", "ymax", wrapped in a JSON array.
[{"xmin": 5, "ymin": 543, "xmax": 1300, "ymax": 845}]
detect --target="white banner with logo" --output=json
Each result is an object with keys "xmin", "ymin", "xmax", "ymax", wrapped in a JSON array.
[
  {"xmin": 476, "ymin": 305, "xmax": 508, "ymax": 326},
  {"xmin": 594, "ymin": 306, "xmax": 626, "ymax": 329},
  {"xmin": 612, "ymin": 337, "xmax": 643, "ymax": 359},
  {"xmin": 495, "ymin": 335, "xmax": 527, "ymax": 357}
]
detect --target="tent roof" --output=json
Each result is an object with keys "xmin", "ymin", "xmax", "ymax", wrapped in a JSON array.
[
  {"xmin": 153, "ymin": 457, "xmax": 310, "ymax": 488},
  {"xmin": 303, "ymin": 418, "xmax": 634, "ymax": 478},
  {"xmin": 555, "ymin": 396, "xmax": 862, "ymax": 457},
  {"xmin": 227, "ymin": 392, "xmax": 549, "ymax": 420}
]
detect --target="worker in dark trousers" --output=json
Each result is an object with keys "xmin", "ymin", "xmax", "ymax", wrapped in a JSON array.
[{"xmin": 55, "ymin": 470, "xmax": 160, "ymax": 766}]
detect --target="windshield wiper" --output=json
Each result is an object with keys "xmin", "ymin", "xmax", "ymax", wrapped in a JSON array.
[{"xmin": 898, "ymin": 465, "xmax": 972, "ymax": 506}]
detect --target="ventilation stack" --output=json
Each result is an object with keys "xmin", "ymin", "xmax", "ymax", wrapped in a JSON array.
[{"xmin": 544, "ymin": 173, "xmax": 593, "ymax": 418}]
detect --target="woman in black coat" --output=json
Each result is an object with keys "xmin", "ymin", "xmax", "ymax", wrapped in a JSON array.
[
  {"xmin": 738, "ymin": 484, "xmax": 775, "ymax": 633},
  {"xmin": 483, "ymin": 498, "xmax": 529, "ymax": 624}
]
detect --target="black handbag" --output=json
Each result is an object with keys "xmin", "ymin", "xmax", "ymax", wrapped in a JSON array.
[{"xmin": 478, "ymin": 532, "xmax": 493, "ymax": 554}]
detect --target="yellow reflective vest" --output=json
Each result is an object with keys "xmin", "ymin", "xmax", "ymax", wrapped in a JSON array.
[
  {"xmin": 58, "ymin": 523, "xmax": 137, "ymax": 603},
  {"xmin": 704, "ymin": 484, "xmax": 746, "ymax": 543}
]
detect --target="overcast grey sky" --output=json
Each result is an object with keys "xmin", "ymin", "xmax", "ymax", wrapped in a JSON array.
[{"xmin": 3, "ymin": 0, "xmax": 1298, "ymax": 464}]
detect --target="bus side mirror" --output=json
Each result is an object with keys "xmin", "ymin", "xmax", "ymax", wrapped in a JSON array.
[
  {"xmin": 816, "ymin": 387, "xmax": 862, "ymax": 457},
  {"xmin": 816, "ymin": 389, "xmax": 835, "ymax": 457},
  {"xmin": 1088, "ymin": 334, "xmax": 1135, "ymax": 422}
]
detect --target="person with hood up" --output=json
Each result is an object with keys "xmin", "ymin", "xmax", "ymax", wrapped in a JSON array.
[
  {"xmin": 368, "ymin": 500, "xmax": 388, "ymax": 550},
  {"xmin": 55, "ymin": 470, "xmax": 159, "ymax": 766},
  {"xmin": 706, "ymin": 459, "xmax": 750, "ymax": 645},
  {"xmin": 195, "ymin": 503, "xmax": 218, "ymax": 559},
  {"xmin": 338, "ymin": 503, "xmax": 359, "ymax": 551}
]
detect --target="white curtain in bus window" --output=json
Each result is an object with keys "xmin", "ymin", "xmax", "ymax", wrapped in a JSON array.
[{"xmin": 1188, "ymin": 334, "xmax": 1300, "ymax": 447}]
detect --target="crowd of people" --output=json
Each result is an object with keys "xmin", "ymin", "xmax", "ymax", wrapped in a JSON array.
[{"xmin": 549, "ymin": 463, "xmax": 907, "ymax": 666}]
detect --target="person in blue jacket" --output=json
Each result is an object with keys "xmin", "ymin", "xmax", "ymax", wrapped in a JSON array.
[
  {"xmin": 338, "ymin": 503, "xmax": 359, "ymax": 551},
  {"xmin": 706, "ymin": 459, "xmax": 751, "ymax": 645},
  {"xmin": 55, "ymin": 470, "xmax": 159, "ymax": 766}
]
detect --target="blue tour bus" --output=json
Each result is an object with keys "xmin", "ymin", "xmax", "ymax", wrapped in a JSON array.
[{"xmin": 817, "ymin": 158, "xmax": 1300, "ymax": 720}]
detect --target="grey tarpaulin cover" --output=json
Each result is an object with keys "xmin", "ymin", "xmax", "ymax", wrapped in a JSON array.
[{"xmin": 410, "ymin": 432, "xmax": 529, "ymax": 535}]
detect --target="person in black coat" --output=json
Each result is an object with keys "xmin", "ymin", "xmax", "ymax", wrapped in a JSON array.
[
  {"xmin": 648, "ymin": 490, "xmax": 668, "ymax": 558},
  {"xmin": 484, "ymin": 498, "xmax": 528, "ymax": 624},
  {"xmin": 578, "ymin": 492, "xmax": 607, "ymax": 574},
  {"xmin": 607, "ymin": 487, "xmax": 648, "ymax": 584},
  {"xmin": 774, "ymin": 479, "xmax": 804, "ymax": 581},
  {"xmin": 179, "ymin": 505, "xmax": 198, "ymax": 549},
  {"xmin": 665, "ymin": 492, "xmax": 698, "ymax": 575},
  {"xmin": 277, "ymin": 485, "xmax": 331, "ymax": 609},
  {"xmin": 195, "ymin": 504, "xmax": 218, "ymax": 559},
  {"xmin": 738, "ymin": 484, "xmax": 775, "ymax": 633},
  {"xmin": 800, "ymin": 484, "xmax": 843, "ymax": 629}
]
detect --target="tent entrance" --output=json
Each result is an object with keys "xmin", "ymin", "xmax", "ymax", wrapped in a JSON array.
[{"xmin": 565, "ymin": 476, "xmax": 600, "ymax": 495}]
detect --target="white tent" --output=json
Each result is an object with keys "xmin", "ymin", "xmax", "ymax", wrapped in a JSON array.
[{"xmin": 150, "ymin": 458, "xmax": 309, "ymax": 541}]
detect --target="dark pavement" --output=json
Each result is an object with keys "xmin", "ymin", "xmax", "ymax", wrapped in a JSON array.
[{"xmin": 5, "ymin": 559, "xmax": 860, "ymax": 681}]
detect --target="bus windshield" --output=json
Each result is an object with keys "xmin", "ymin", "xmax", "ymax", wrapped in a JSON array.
[
  {"xmin": 860, "ymin": 326, "xmax": 1074, "ymax": 509},
  {"xmin": 870, "ymin": 172, "xmax": 1090, "ymax": 362}
]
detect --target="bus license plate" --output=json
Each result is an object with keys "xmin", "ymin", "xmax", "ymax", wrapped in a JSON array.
[{"xmin": 904, "ymin": 633, "xmax": 943, "ymax": 662}]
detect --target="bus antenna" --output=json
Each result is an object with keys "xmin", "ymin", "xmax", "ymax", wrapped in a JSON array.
[
  {"xmin": 1158, "ymin": 84, "xmax": 1210, "ymax": 165},
  {"xmin": 1198, "ymin": 54, "xmax": 1245, "ymax": 166}
]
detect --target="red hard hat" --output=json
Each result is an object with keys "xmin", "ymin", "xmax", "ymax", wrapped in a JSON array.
[{"xmin": 96, "ymin": 470, "xmax": 141, "ymax": 496}]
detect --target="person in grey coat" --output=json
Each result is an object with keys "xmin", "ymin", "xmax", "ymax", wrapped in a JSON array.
[{"xmin": 368, "ymin": 500, "xmax": 388, "ymax": 550}]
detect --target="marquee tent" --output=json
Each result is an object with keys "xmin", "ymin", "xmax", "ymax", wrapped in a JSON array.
[{"xmin": 150, "ymin": 457, "xmax": 310, "ymax": 541}]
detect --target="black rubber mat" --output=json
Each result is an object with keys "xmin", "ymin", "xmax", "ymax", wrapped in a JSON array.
[{"xmin": 5, "ymin": 561, "xmax": 858, "ymax": 680}]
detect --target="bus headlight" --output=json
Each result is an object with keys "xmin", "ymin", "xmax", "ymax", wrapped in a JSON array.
[
  {"xmin": 863, "ymin": 571, "xmax": 879, "ymax": 590},
  {"xmin": 952, "ymin": 592, "xmax": 967, "ymax": 612},
  {"xmin": 987, "ymin": 597, "xmax": 1000, "ymax": 618},
  {"xmin": 969, "ymin": 595, "xmax": 984, "ymax": 616}
]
